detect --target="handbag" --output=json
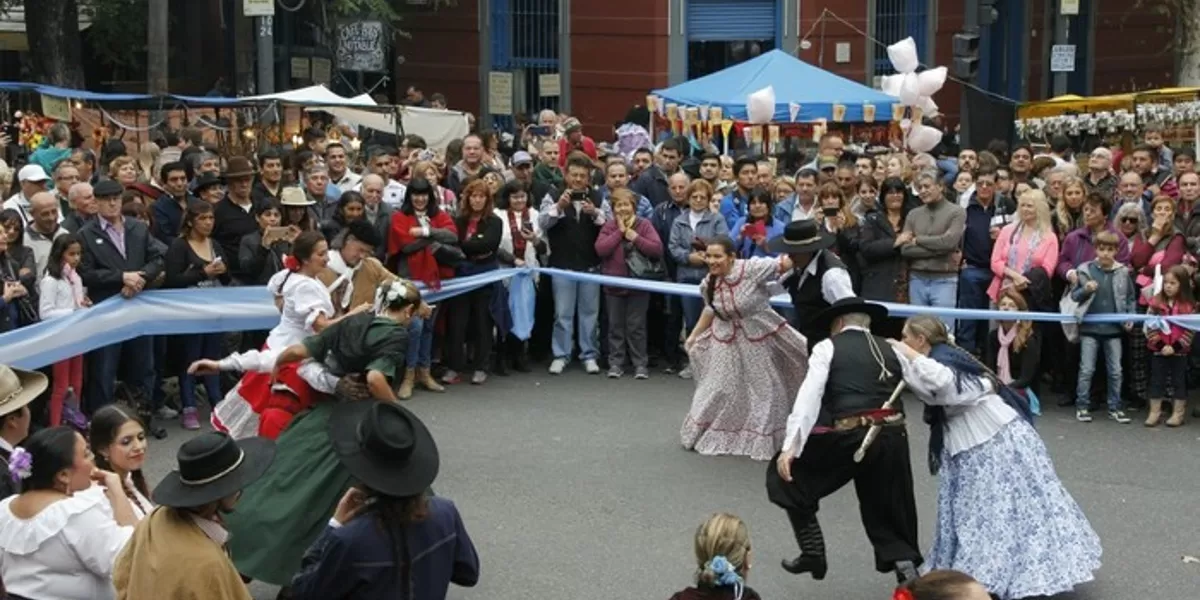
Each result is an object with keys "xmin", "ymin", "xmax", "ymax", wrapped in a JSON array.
[
  {"xmin": 1059, "ymin": 282, "xmax": 1094, "ymax": 344},
  {"xmin": 623, "ymin": 241, "xmax": 666, "ymax": 281}
]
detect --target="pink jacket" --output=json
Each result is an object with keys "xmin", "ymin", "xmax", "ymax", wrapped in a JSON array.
[
  {"xmin": 594, "ymin": 216, "xmax": 663, "ymax": 295},
  {"xmin": 988, "ymin": 222, "xmax": 1059, "ymax": 302}
]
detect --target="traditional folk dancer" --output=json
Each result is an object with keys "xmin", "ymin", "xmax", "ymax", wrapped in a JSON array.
[
  {"xmin": 767, "ymin": 298, "xmax": 923, "ymax": 584},
  {"xmin": 890, "ymin": 316, "xmax": 1101, "ymax": 600},
  {"xmin": 681, "ymin": 237, "xmax": 809, "ymax": 461},
  {"xmin": 207, "ymin": 280, "xmax": 430, "ymax": 589},
  {"xmin": 769, "ymin": 220, "xmax": 855, "ymax": 348},
  {"xmin": 205, "ymin": 230, "xmax": 371, "ymax": 439}
]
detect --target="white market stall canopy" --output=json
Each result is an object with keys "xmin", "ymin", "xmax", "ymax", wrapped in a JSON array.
[{"xmin": 281, "ymin": 85, "xmax": 470, "ymax": 151}]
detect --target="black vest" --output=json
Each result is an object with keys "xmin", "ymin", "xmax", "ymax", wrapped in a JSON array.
[
  {"xmin": 545, "ymin": 191, "xmax": 602, "ymax": 271},
  {"xmin": 818, "ymin": 330, "xmax": 904, "ymax": 427},
  {"xmin": 785, "ymin": 250, "xmax": 847, "ymax": 333}
]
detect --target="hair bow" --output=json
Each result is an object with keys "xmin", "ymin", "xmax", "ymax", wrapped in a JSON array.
[
  {"xmin": 893, "ymin": 586, "xmax": 915, "ymax": 600},
  {"xmin": 706, "ymin": 555, "xmax": 744, "ymax": 600},
  {"xmin": 282, "ymin": 254, "xmax": 300, "ymax": 272}
]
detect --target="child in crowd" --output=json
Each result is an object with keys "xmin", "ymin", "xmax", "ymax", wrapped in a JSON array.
[
  {"xmin": 1144, "ymin": 264, "xmax": 1195, "ymax": 427},
  {"xmin": 669, "ymin": 513, "xmax": 760, "ymax": 600},
  {"xmin": 986, "ymin": 289, "xmax": 1042, "ymax": 415},
  {"xmin": 898, "ymin": 569, "xmax": 992, "ymax": 600},
  {"xmin": 1072, "ymin": 230, "xmax": 1136, "ymax": 424},
  {"xmin": 37, "ymin": 234, "xmax": 90, "ymax": 426}
]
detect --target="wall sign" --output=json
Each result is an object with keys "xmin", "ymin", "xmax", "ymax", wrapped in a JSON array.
[
  {"xmin": 40, "ymin": 95, "xmax": 71, "ymax": 122},
  {"xmin": 488, "ymin": 72, "xmax": 513, "ymax": 115},
  {"xmin": 336, "ymin": 21, "xmax": 387, "ymax": 73},
  {"xmin": 243, "ymin": 0, "xmax": 275, "ymax": 17},
  {"xmin": 1050, "ymin": 44, "xmax": 1075, "ymax": 73}
]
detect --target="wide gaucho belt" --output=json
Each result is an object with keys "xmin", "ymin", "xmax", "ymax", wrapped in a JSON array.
[{"xmin": 828, "ymin": 409, "xmax": 904, "ymax": 432}]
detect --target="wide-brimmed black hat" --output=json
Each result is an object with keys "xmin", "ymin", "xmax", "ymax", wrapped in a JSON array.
[
  {"xmin": 329, "ymin": 402, "xmax": 439, "ymax": 497},
  {"xmin": 767, "ymin": 219, "xmax": 835, "ymax": 255},
  {"xmin": 810, "ymin": 297, "xmax": 890, "ymax": 334},
  {"xmin": 193, "ymin": 171, "xmax": 225, "ymax": 192},
  {"xmin": 152, "ymin": 432, "xmax": 275, "ymax": 508}
]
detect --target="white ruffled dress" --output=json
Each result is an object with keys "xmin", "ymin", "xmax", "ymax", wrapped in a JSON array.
[{"xmin": 0, "ymin": 494, "xmax": 134, "ymax": 600}]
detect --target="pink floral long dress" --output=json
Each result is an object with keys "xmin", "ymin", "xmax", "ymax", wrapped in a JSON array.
[{"xmin": 681, "ymin": 256, "xmax": 809, "ymax": 461}]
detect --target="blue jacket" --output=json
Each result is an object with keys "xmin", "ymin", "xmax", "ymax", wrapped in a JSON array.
[
  {"xmin": 291, "ymin": 496, "xmax": 480, "ymax": 600},
  {"xmin": 668, "ymin": 210, "xmax": 729, "ymax": 282},
  {"xmin": 600, "ymin": 187, "xmax": 652, "ymax": 220},
  {"xmin": 730, "ymin": 216, "xmax": 784, "ymax": 258},
  {"xmin": 718, "ymin": 189, "xmax": 750, "ymax": 229}
]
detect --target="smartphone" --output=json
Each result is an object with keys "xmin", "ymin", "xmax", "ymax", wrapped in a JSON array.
[
  {"xmin": 265, "ymin": 226, "xmax": 290, "ymax": 239},
  {"xmin": 528, "ymin": 125, "xmax": 552, "ymax": 137},
  {"xmin": 570, "ymin": 190, "xmax": 589, "ymax": 202},
  {"xmin": 822, "ymin": 206, "xmax": 840, "ymax": 217},
  {"xmin": 211, "ymin": 256, "xmax": 224, "ymax": 264}
]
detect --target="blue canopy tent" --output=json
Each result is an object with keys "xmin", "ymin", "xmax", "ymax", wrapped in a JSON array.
[{"xmin": 652, "ymin": 49, "xmax": 897, "ymax": 123}]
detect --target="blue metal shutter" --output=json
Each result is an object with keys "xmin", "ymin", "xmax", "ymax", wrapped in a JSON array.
[{"xmin": 686, "ymin": 0, "xmax": 776, "ymax": 42}]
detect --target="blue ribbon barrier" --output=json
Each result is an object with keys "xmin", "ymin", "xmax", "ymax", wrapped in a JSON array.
[{"xmin": 3, "ymin": 266, "xmax": 1199, "ymax": 370}]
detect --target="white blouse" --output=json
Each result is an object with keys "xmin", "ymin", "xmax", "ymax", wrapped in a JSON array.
[
  {"xmin": 0, "ymin": 494, "xmax": 134, "ymax": 600},
  {"xmin": 76, "ymin": 477, "xmax": 154, "ymax": 522},
  {"xmin": 494, "ymin": 207, "xmax": 542, "ymax": 270},
  {"xmin": 894, "ymin": 352, "xmax": 1018, "ymax": 456},
  {"xmin": 264, "ymin": 270, "xmax": 335, "ymax": 351}
]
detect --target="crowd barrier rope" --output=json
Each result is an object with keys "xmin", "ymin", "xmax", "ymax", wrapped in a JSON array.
[{"xmin": 2, "ymin": 266, "xmax": 1198, "ymax": 370}]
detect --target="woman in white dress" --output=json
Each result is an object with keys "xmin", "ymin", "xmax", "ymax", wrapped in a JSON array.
[
  {"xmin": 0, "ymin": 427, "xmax": 136, "ymax": 600},
  {"xmin": 890, "ymin": 315, "xmax": 1101, "ymax": 600},
  {"xmin": 207, "ymin": 231, "xmax": 369, "ymax": 440},
  {"xmin": 78, "ymin": 405, "xmax": 155, "ymax": 521}
]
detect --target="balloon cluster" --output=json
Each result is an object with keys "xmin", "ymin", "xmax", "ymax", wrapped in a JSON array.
[{"xmin": 878, "ymin": 37, "xmax": 946, "ymax": 154}]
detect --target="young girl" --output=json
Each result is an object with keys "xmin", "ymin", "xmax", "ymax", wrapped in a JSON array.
[
  {"xmin": 986, "ymin": 289, "xmax": 1042, "ymax": 415},
  {"xmin": 669, "ymin": 513, "xmax": 761, "ymax": 600},
  {"xmin": 37, "ymin": 235, "xmax": 90, "ymax": 426},
  {"xmin": 1144, "ymin": 264, "xmax": 1195, "ymax": 427},
  {"xmin": 898, "ymin": 569, "xmax": 992, "ymax": 600}
]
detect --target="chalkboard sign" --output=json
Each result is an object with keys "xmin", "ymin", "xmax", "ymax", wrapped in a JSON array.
[{"xmin": 336, "ymin": 21, "xmax": 387, "ymax": 73}]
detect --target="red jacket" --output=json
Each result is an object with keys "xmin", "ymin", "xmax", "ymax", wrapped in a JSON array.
[
  {"xmin": 1146, "ymin": 296, "xmax": 1195, "ymax": 353},
  {"xmin": 558, "ymin": 135, "xmax": 597, "ymax": 169},
  {"xmin": 388, "ymin": 209, "xmax": 458, "ymax": 289}
]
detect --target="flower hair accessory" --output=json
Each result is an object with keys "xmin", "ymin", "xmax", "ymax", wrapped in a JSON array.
[
  {"xmin": 282, "ymin": 255, "xmax": 300, "ymax": 272},
  {"xmin": 893, "ymin": 586, "xmax": 915, "ymax": 600},
  {"xmin": 373, "ymin": 280, "xmax": 414, "ymax": 312},
  {"xmin": 8, "ymin": 447, "xmax": 32, "ymax": 484},
  {"xmin": 705, "ymin": 555, "xmax": 744, "ymax": 600}
]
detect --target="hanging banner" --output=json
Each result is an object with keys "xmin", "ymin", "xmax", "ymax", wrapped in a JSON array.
[{"xmin": 40, "ymin": 95, "xmax": 71, "ymax": 122}]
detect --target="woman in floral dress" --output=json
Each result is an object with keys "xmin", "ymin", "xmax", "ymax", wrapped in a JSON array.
[{"xmin": 681, "ymin": 236, "xmax": 809, "ymax": 461}]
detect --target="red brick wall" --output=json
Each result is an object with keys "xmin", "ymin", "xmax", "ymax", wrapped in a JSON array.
[
  {"xmin": 932, "ymin": 1, "xmax": 964, "ymax": 122},
  {"xmin": 796, "ymin": 0, "xmax": 869, "ymax": 83},
  {"xmin": 1090, "ymin": 3, "xmax": 1175, "ymax": 95},
  {"xmin": 570, "ymin": 0, "xmax": 669, "ymax": 140},
  {"xmin": 394, "ymin": 2, "xmax": 482, "ymax": 116}
]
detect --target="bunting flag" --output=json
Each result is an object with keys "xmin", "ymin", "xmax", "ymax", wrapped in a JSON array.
[{"xmin": 788, "ymin": 101, "xmax": 801, "ymax": 123}]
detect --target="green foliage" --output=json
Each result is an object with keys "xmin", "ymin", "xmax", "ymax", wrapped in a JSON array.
[
  {"xmin": 328, "ymin": 0, "xmax": 413, "ymax": 38},
  {"xmin": 79, "ymin": 0, "xmax": 148, "ymax": 71}
]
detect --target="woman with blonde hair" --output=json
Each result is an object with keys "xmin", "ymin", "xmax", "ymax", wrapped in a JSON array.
[
  {"xmin": 135, "ymin": 142, "xmax": 160, "ymax": 183},
  {"xmin": 108, "ymin": 156, "xmax": 140, "ymax": 187},
  {"xmin": 890, "ymin": 316, "xmax": 1099, "ymax": 600},
  {"xmin": 669, "ymin": 513, "xmax": 760, "ymax": 600},
  {"xmin": 1053, "ymin": 177, "xmax": 1087, "ymax": 237},
  {"xmin": 987, "ymin": 188, "xmax": 1058, "ymax": 304}
]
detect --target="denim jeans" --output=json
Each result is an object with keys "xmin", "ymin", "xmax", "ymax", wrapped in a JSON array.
[
  {"xmin": 85, "ymin": 337, "xmax": 155, "ymax": 414},
  {"xmin": 908, "ymin": 273, "xmax": 959, "ymax": 333},
  {"xmin": 955, "ymin": 266, "xmax": 993, "ymax": 353},
  {"xmin": 1077, "ymin": 335, "xmax": 1123, "ymax": 411},
  {"xmin": 551, "ymin": 276, "xmax": 600, "ymax": 361},
  {"xmin": 181, "ymin": 333, "xmax": 223, "ymax": 409},
  {"xmin": 407, "ymin": 306, "xmax": 438, "ymax": 368}
]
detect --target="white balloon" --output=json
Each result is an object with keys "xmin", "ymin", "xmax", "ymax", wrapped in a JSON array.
[
  {"xmin": 917, "ymin": 66, "xmax": 947, "ymax": 96},
  {"xmin": 907, "ymin": 124, "xmax": 943, "ymax": 153},
  {"xmin": 899, "ymin": 73, "xmax": 922, "ymax": 106},
  {"xmin": 880, "ymin": 74, "xmax": 904, "ymax": 97},
  {"xmin": 887, "ymin": 37, "xmax": 920, "ymax": 74},
  {"xmin": 918, "ymin": 96, "xmax": 940, "ymax": 116},
  {"xmin": 746, "ymin": 85, "xmax": 776, "ymax": 125}
]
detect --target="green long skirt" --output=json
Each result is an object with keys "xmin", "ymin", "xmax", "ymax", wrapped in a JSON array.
[{"xmin": 225, "ymin": 402, "xmax": 352, "ymax": 586}]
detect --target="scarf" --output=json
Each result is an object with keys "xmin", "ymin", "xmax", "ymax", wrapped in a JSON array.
[
  {"xmin": 923, "ymin": 343, "xmax": 1034, "ymax": 474},
  {"xmin": 995, "ymin": 324, "xmax": 1017, "ymax": 384},
  {"xmin": 63, "ymin": 263, "xmax": 86, "ymax": 307},
  {"xmin": 324, "ymin": 250, "xmax": 360, "ymax": 310},
  {"xmin": 506, "ymin": 208, "xmax": 529, "ymax": 258},
  {"xmin": 1006, "ymin": 222, "xmax": 1043, "ymax": 276}
]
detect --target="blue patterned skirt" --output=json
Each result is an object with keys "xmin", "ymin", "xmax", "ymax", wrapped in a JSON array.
[{"xmin": 929, "ymin": 418, "xmax": 1102, "ymax": 600}]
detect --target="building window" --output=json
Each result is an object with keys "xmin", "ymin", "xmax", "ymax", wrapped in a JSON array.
[
  {"xmin": 685, "ymin": 0, "xmax": 777, "ymax": 77},
  {"xmin": 688, "ymin": 40, "xmax": 775, "ymax": 79},
  {"xmin": 873, "ymin": 0, "xmax": 931, "ymax": 75},
  {"xmin": 490, "ymin": 0, "xmax": 560, "ymax": 126}
]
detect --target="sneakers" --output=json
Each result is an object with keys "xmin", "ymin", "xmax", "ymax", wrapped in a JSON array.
[
  {"xmin": 634, "ymin": 367, "xmax": 649, "ymax": 380},
  {"xmin": 1076, "ymin": 409, "xmax": 1093, "ymax": 423},
  {"xmin": 678, "ymin": 365, "xmax": 693, "ymax": 379},
  {"xmin": 471, "ymin": 371, "xmax": 488, "ymax": 385},
  {"xmin": 1108, "ymin": 410, "xmax": 1132, "ymax": 424},
  {"xmin": 155, "ymin": 406, "xmax": 179, "ymax": 420},
  {"xmin": 440, "ymin": 369, "xmax": 461, "ymax": 385},
  {"xmin": 583, "ymin": 359, "xmax": 600, "ymax": 374},
  {"xmin": 181, "ymin": 408, "xmax": 200, "ymax": 431},
  {"xmin": 607, "ymin": 368, "xmax": 623, "ymax": 379},
  {"xmin": 548, "ymin": 359, "xmax": 567, "ymax": 375}
]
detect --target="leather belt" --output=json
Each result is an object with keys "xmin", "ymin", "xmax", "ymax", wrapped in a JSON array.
[{"xmin": 813, "ymin": 409, "xmax": 904, "ymax": 434}]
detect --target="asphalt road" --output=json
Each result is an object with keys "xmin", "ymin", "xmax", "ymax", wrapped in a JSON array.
[{"xmin": 142, "ymin": 369, "xmax": 1200, "ymax": 600}]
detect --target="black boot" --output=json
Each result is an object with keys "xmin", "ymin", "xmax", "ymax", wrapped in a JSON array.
[
  {"xmin": 509, "ymin": 338, "xmax": 531, "ymax": 373},
  {"xmin": 491, "ymin": 350, "xmax": 509, "ymax": 376},
  {"xmin": 781, "ymin": 511, "xmax": 828, "ymax": 580}
]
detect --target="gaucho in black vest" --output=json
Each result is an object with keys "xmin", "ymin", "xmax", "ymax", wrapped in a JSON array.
[
  {"xmin": 766, "ymin": 298, "xmax": 923, "ymax": 586},
  {"xmin": 767, "ymin": 220, "xmax": 855, "ymax": 348}
]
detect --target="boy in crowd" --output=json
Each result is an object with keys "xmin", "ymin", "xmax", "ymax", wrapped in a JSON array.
[{"xmin": 1071, "ymin": 230, "xmax": 1136, "ymax": 424}]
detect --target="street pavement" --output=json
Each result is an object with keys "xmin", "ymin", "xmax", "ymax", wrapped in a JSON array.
[{"xmin": 142, "ymin": 369, "xmax": 1200, "ymax": 600}]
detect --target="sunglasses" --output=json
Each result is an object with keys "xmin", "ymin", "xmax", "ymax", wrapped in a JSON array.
[{"xmin": 1120, "ymin": 217, "xmax": 1139, "ymax": 223}]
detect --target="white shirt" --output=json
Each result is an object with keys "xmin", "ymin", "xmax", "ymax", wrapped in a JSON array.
[
  {"xmin": 782, "ymin": 325, "xmax": 871, "ymax": 455},
  {"xmin": 331, "ymin": 170, "xmax": 363, "ymax": 193},
  {"xmin": 791, "ymin": 199, "xmax": 820, "ymax": 222},
  {"xmin": 38, "ymin": 273, "xmax": 86, "ymax": 320},
  {"xmin": 0, "ymin": 494, "xmax": 134, "ymax": 600},
  {"xmin": 791, "ymin": 250, "xmax": 855, "ymax": 306},
  {"xmin": 687, "ymin": 210, "xmax": 704, "ymax": 230},
  {"xmin": 355, "ymin": 179, "xmax": 406, "ymax": 208},
  {"xmin": 25, "ymin": 226, "xmax": 68, "ymax": 276},
  {"xmin": 894, "ymin": 351, "xmax": 1018, "ymax": 456},
  {"xmin": 2, "ymin": 193, "xmax": 33, "ymax": 225}
]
